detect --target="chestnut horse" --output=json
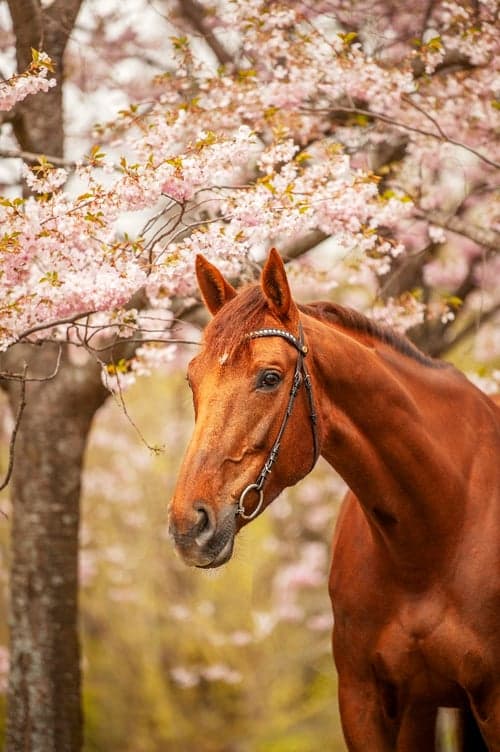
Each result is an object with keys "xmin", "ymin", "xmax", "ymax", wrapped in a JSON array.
[{"xmin": 169, "ymin": 248, "xmax": 500, "ymax": 751}]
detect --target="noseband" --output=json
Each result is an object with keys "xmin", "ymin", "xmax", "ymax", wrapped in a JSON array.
[{"xmin": 236, "ymin": 322, "xmax": 320, "ymax": 520}]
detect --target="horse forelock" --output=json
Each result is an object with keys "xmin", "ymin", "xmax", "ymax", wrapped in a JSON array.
[{"xmin": 204, "ymin": 284, "xmax": 270, "ymax": 358}]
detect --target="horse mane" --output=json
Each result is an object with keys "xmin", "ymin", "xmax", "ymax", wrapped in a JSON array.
[
  {"xmin": 205, "ymin": 284, "xmax": 446, "ymax": 370},
  {"xmin": 299, "ymin": 300, "xmax": 447, "ymax": 369}
]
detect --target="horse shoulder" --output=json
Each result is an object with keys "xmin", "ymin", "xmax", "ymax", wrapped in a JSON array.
[{"xmin": 330, "ymin": 491, "xmax": 389, "ymax": 617}]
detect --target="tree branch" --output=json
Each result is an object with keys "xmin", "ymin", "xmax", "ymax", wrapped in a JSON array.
[
  {"xmin": 7, "ymin": 0, "xmax": 84, "ymax": 158},
  {"xmin": 417, "ymin": 209, "xmax": 500, "ymax": 251},
  {"xmin": 0, "ymin": 147, "xmax": 77, "ymax": 168},
  {"xmin": 12, "ymin": 310, "xmax": 96, "ymax": 345},
  {"xmin": 0, "ymin": 363, "xmax": 27, "ymax": 495},
  {"xmin": 280, "ymin": 229, "xmax": 328, "ymax": 261},
  {"xmin": 1, "ymin": 345, "xmax": 62, "ymax": 383},
  {"xmin": 176, "ymin": 0, "xmax": 233, "ymax": 66},
  {"xmin": 433, "ymin": 303, "xmax": 500, "ymax": 358},
  {"xmin": 305, "ymin": 106, "xmax": 500, "ymax": 170}
]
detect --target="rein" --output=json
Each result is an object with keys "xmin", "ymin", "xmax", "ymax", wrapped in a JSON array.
[{"xmin": 236, "ymin": 322, "xmax": 319, "ymax": 520}]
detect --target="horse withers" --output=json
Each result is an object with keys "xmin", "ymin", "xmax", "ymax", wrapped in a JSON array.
[{"xmin": 169, "ymin": 248, "xmax": 500, "ymax": 751}]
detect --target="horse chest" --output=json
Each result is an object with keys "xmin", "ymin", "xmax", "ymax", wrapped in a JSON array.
[
  {"xmin": 376, "ymin": 597, "xmax": 447, "ymax": 667},
  {"xmin": 372, "ymin": 597, "xmax": 485, "ymax": 702}
]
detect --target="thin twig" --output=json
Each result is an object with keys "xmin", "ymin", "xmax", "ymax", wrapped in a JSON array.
[
  {"xmin": 0, "ymin": 147, "xmax": 77, "ymax": 169},
  {"xmin": 69, "ymin": 337, "xmax": 201, "ymax": 353},
  {"xmin": 436, "ymin": 303, "xmax": 500, "ymax": 357},
  {"xmin": 0, "ymin": 345, "xmax": 63, "ymax": 381},
  {"xmin": 303, "ymin": 105, "xmax": 500, "ymax": 170},
  {"xmin": 176, "ymin": 0, "xmax": 234, "ymax": 66},
  {"xmin": 103, "ymin": 357, "xmax": 166, "ymax": 455},
  {"xmin": 0, "ymin": 363, "xmax": 28, "ymax": 499},
  {"xmin": 401, "ymin": 95, "xmax": 448, "ymax": 139},
  {"xmin": 12, "ymin": 310, "xmax": 96, "ymax": 344},
  {"xmin": 415, "ymin": 208, "xmax": 500, "ymax": 250}
]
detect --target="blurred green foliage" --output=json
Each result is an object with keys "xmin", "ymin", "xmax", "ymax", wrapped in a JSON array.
[{"xmin": 77, "ymin": 371, "xmax": 346, "ymax": 751}]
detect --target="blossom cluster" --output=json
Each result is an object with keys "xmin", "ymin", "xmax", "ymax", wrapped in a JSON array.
[
  {"xmin": 0, "ymin": 50, "xmax": 55, "ymax": 111},
  {"xmin": 1, "ymin": 1, "xmax": 498, "ymax": 390}
]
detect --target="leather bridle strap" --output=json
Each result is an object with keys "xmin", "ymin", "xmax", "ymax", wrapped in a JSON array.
[{"xmin": 236, "ymin": 322, "xmax": 319, "ymax": 521}]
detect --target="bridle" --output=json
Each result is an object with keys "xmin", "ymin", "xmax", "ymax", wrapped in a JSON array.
[{"xmin": 236, "ymin": 322, "xmax": 320, "ymax": 521}]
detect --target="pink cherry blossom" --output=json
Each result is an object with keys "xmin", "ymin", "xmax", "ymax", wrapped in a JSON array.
[
  {"xmin": 0, "ymin": 51, "xmax": 56, "ymax": 111},
  {"xmin": 0, "ymin": 0, "xmax": 498, "ymax": 394}
]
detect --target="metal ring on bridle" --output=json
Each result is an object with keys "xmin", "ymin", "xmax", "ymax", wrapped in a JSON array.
[{"xmin": 237, "ymin": 484, "xmax": 264, "ymax": 520}]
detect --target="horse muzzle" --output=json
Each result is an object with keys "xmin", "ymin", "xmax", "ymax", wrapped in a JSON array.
[{"xmin": 168, "ymin": 500, "xmax": 236, "ymax": 568}]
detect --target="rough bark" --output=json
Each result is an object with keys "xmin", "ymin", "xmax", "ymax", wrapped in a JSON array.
[
  {"xmin": 7, "ymin": 0, "xmax": 83, "ymax": 158},
  {"xmin": 1, "ymin": 348, "xmax": 107, "ymax": 752},
  {"xmin": 3, "ymin": 3, "xmax": 101, "ymax": 750}
]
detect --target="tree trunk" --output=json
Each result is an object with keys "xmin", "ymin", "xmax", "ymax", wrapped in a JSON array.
[
  {"xmin": 2, "ymin": 349, "xmax": 107, "ymax": 751},
  {"xmin": 7, "ymin": 0, "xmax": 84, "ymax": 155},
  {"xmin": 4, "ymin": 4, "xmax": 97, "ymax": 749}
]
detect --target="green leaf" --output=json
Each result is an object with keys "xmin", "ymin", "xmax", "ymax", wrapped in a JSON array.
[
  {"xmin": 84, "ymin": 211, "xmax": 105, "ymax": 227},
  {"xmin": 195, "ymin": 131, "xmax": 217, "ymax": 150},
  {"xmin": 171, "ymin": 36, "xmax": 189, "ymax": 50},
  {"xmin": 165, "ymin": 156, "xmax": 183, "ymax": 169},
  {"xmin": 257, "ymin": 175, "xmax": 276, "ymax": 194},
  {"xmin": 39, "ymin": 271, "xmax": 62, "ymax": 287},
  {"xmin": 353, "ymin": 113, "xmax": 369, "ymax": 126},
  {"xmin": 337, "ymin": 31, "xmax": 358, "ymax": 46},
  {"xmin": 444, "ymin": 295, "xmax": 463, "ymax": 309},
  {"xmin": 237, "ymin": 68, "xmax": 257, "ymax": 80},
  {"xmin": 295, "ymin": 152, "xmax": 311, "ymax": 163},
  {"xmin": 380, "ymin": 189, "xmax": 396, "ymax": 201},
  {"xmin": 87, "ymin": 145, "xmax": 105, "ymax": 162},
  {"xmin": 106, "ymin": 358, "xmax": 129, "ymax": 375},
  {"xmin": 426, "ymin": 36, "xmax": 443, "ymax": 51}
]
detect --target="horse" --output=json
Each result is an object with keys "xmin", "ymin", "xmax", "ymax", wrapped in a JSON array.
[{"xmin": 169, "ymin": 248, "xmax": 500, "ymax": 751}]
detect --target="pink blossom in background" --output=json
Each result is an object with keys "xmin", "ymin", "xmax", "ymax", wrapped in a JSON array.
[
  {"xmin": 371, "ymin": 296, "xmax": 426, "ymax": 334},
  {"xmin": 423, "ymin": 254, "xmax": 469, "ymax": 289},
  {"xmin": 170, "ymin": 666, "xmax": 199, "ymax": 688},
  {"xmin": 79, "ymin": 550, "xmax": 98, "ymax": 588},
  {"xmin": 170, "ymin": 663, "xmax": 242, "ymax": 687},
  {"xmin": 306, "ymin": 612, "xmax": 334, "ymax": 633},
  {"xmin": 200, "ymin": 664, "xmax": 242, "ymax": 684},
  {"xmin": 272, "ymin": 542, "xmax": 328, "ymax": 622},
  {"xmin": 0, "ymin": 646, "xmax": 9, "ymax": 693},
  {"xmin": 0, "ymin": 0, "xmax": 498, "ymax": 389}
]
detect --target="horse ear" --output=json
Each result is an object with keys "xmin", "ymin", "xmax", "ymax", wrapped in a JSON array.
[
  {"xmin": 195, "ymin": 255, "xmax": 237, "ymax": 316},
  {"xmin": 261, "ymin": 248, "xmax": 298, "ymax": 322}
]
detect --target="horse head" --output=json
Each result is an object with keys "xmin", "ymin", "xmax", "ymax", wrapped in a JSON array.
[{"xmin": 168, "ymin": 249, "xmax": 320, "ymax": 568}]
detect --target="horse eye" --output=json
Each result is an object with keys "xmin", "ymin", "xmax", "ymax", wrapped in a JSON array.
[{"xmin": 257, "ymin": 370, "xmax": 282, "ymax": 390}]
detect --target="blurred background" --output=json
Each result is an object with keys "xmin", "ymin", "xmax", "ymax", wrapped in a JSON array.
[
  {"xmin": 0, "ymin": 1, "xmax": 498, "ymax": 750},
  {"xmin": 1, "ymin": 367, "xmax": 349, "ymax": 752},
  {"xmin": 1, "ymin": 345, "xmax": 474, "ymax": 751}
]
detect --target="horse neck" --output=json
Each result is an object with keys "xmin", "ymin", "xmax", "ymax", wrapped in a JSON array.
[{"xmin": 304, "ymin": 314, "xmax": 490, "ymax": 571}]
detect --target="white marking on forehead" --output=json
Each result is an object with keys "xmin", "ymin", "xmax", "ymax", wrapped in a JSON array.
[{"xmin": 219, "ymin": 352, "xmax": 229, "ymax": 365}]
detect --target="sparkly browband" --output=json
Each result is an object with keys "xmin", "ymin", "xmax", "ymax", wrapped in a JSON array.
[{"xmin": 247, "ymin": 328, "xmax": 308, "ymax": 355}]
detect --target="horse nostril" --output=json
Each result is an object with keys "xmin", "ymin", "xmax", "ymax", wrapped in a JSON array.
[
  {"xmin": 196, "ymin": 506, "xmax": 209, "ymax": 532},
  {"xmin": 194, "ymin": 502, "xmax": 215, "ymax": 545}
]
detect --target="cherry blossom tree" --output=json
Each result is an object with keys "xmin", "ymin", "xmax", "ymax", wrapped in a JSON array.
[{"xmin": 0, "ymin": 1, "xmax": 498, "ymax": 749}]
